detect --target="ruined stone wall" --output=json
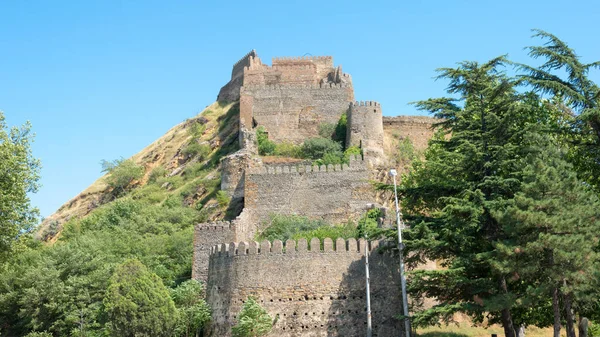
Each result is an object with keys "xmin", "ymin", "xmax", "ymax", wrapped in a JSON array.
[
  {"xmin": 382, "ymin": 116, "xmax": 436, "ymax": 152},
  {"xmin": 207, "ymin": 238, "xmax": 403, "ymax": 337},
  {"xmin": 243, "ymin": 155, "xmax": 372, "ymax": 226},
  {"xmin": 217, "ymin": 50, "xmax": 257, "ymax": 102},
  {"xmin": 347, "ymin": 101, "xmax": 385, "ymax": 164},
  {"xmin": 240, "ymin": 83, "xmax": 354, "ymax": 143}
]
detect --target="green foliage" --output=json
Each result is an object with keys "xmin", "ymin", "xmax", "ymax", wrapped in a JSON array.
[
  {"xmin": 396, "ymin": 137, "xmax": 418, "ymax": 166},
  {"xmin": 290, "ymin": 222, "xmax": 357, "ymax": 243},
  {"xmin": 24, "ymin": 332, "xmax": 53, "ymax": 337},
  {"xmin": 589, "ymin": 322, "xmax": 600, "ymax": 337},
  {"xmin": 187, "ymin": 120, "xmax": 207, "ymax": 139},
  {"xmin": 216, "ymin": 190, "xmax": 231, "ymax": 207},
  {"xmin": 182, "ymin": 143, "xmax": 211, "ymax": 159},
  {"xmin": 171, "ymin": 280, "xmax": 211, "ymax": 337},
  {"xmin": 104, "ymin": 259, "xmax": 177, "ymax": 337},
  {"xmin": 148, "ymin": 166, "xmax": 167, "ymax": 184},
  {"xmin": 301, "ymin": 137, "xmax": 343, "ymax": 160},
  {"xmin": 101, "ymin": 158, "xmax": 144, "ymax": 196},
  {"xmin": 401, "ymin": 56, "xmax": 564, "ymax": 330},
  {"xmin": 334, "ymin": 112, "xmax": 347, "ymax": 145},
  {"xmin": 256, "ymin": 127, "xmax": 276, "ymax": 155},
  {"xmin": 257, "ymin": 214, "xmax": 329, "ymax": 242},
  {"xmin": 258, "ymin": 214, "xmax": 359, "ymax": 243},
  {"xmin": 0, "ymin": 111, "xmax": 41, "ymax": 259},
  {"xmin": 273, "ymin": 142, "xmax": 302, "ymax": 158},
  {"xmin": 357, "ymin": 208, "xmax": 382, "ymax": 239},
  {"xmin": 519, "ymin": 29, "xmax": 600, "ymax": 193},
  {"xmin": 131, "ymin": 184, "xmax": 168, "ymax": 204},
  {"xmin": 231, "ymin": 297, "xmax": 273, "ymax": 337},
  {"xmin": 318, "ymin": 122, "xmax": 336, "ymax": 139}
]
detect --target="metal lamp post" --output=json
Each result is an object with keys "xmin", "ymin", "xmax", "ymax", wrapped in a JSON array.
[{"xmin": 390, "ymin": 169, "xmax": 411, "ymax": 337}]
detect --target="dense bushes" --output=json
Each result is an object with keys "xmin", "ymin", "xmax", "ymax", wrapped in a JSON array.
[{"xmin": 101, "ymin": 158, "xmax": 144, "ymax": 196}]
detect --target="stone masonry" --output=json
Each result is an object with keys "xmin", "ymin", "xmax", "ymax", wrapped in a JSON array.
[{"xmin": 192, "ymin": 51, "xmax": 433, "ymax": 336}]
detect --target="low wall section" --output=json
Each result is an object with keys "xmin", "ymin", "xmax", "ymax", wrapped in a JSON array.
[
  {"xmin": 207, "ymin": 238, "xmax": 403, "ymax": 337},
  {"xmin": 244, "ymin": 155, "xmax": 372, "ymax": 226}
]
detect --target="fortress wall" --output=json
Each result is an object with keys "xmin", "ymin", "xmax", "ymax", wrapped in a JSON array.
[
  {"xmin": 207, "ymin": 238, "xmax": 402, "ymax": 337},
  {"xmin": 240, "ymin": 83, "xmax": 354, "ymax": 144},
  {"xmin": 273, "ymin": 56, "xmax": 334, "ymax": 80},
  {"xmin": 382, "ymin": 116, "xmax": 437, "ymax": 152},
  {"xmin": 231, "ymin": 50, "xmax": 258, "ymax": 80},
  {"xmin": 192, "ymin": 222, "xmax": 236, "ymax": 282},
  {"xmin": 243, "ymin": 155, "xmax": 372, "ymax": 225}
]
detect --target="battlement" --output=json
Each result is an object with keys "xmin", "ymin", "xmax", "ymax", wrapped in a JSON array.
[
  {"xmin": 351, "ymin": 101, "xmax": 381, "ymax": 107},
  {"xmin": 247, "ymin": 155, "xmax": 365, "ymax": 175},
  {"xmin": 272, "ymin": 56, "xmax": 333, "ymax": 63},
  {"xmin": 233, "ymin": 49, "xmax": 257, "ymax": 68},
  {"xmin": 241, "ymin": 82, "xmax": 352, "ymax": 91},
  {"xmin": 210, "ymin": 237, "xmax": 386, "ymax": 257},
  {"xmin": 195, "ymin": 221, "xmax": 234, "ymax": 231}
]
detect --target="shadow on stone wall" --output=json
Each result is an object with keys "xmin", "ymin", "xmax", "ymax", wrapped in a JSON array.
[{"xmin": 325, "ymin": 249, "xmax": 404, "ymax": 337}]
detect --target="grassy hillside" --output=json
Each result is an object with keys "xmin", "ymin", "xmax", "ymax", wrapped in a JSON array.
[{"xmin": 38, "ymin": 101, "xmax": 240, "ymax": 241}]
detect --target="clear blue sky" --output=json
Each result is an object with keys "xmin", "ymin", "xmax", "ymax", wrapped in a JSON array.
[{"xmin": 1, "ymin": 0, "xmax": 598, "ymax": 218}]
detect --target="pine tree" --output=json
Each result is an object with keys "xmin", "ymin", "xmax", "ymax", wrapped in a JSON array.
[
  {"xmin": 519, "ymin": 29, "xmax": 600, "ymax": 192},
  {"xmin": 496, "ymin": 140, "xmax": 600, "ymax": 337},
  {"xmin": 401, "ymin": 57, "xmax": 556, "ymax": 337}
]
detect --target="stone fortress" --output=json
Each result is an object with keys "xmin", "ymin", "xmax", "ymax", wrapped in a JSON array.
[{"xmin": 193, "ymin": 50, "xmax": 435, "ymax": 336}]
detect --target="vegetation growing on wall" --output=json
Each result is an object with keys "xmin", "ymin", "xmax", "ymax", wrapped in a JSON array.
[
  {"xmin": 231, "ymin": 297, "xmax": 273, "ymax": 337},
  {"xmin": 256, "ymin": 113, "xmax": 361, "ymax": 166}
]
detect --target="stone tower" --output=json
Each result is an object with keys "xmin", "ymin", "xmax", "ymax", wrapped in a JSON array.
[{"xmin": 346, "ymin": 101, "xmax": 385, "ymax": 164}]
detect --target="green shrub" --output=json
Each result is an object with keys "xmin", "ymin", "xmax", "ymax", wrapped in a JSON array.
[
  {"xmin": 274, "ymin": 142, "xmax": 302, "ymax": 158},
  {"xmin": 131, "ymin": 184, "xmax": 167, "ymax": 204},
  {"xmin": 216, "ymin": 190, "xmax": 230, "ymax": 207},
  {"xmin": 171, "ymin": 280, "xmax": 211, "ymax": 336},
  {"xmin": 396, "ymin": 137, "xmax": 417, "ymax": 165},
  {"xmin": 301, "ymin": 137, "xmax": 343, "ymax": 160},
  {"xmin": 180, "ymin": 180, "xmax": 203, "ymax": 199},
  {"xmin": 101, "ymin": 158, "xmax": 145, "ymax": 196},
  {"xmin": 258, "ymin": 215, "xmax": 328, "ymax": 242},
  {"xmin": 291, "ymin": 222, "xmax": 357, "ymax": 243},
  {"xmin": 334, "ymin": 113, "xmax": 347, "ymax": 144},
  {"xmin": 188, "ymin": 120, "xmax": 207, "ymax": 139},
  {"xmin": 318, "ymin": 122, "xmax": 336, "ymax": 139},
  {"xmin": 184, "ymin": 162, "xmax": 208, "ymax": 178},
  {"xmin": 256, "ymin": 127, "xmax": 276, "ymax": 155},
  {"xmin": 148, "ymin": 166, "xmax": 168, "ymax": 184},
  {"xmin": 343, "ymin": 146, "xmax": 362, "ymax": 162},
  {"xmin": 182, "ymin": 143, "xmax": 211, "ymax": 159},
  {"xmin": 24, "ymin": 332, "xmax": 53, "ymax": 337},
  {"xmin": 104, "ymin": 259, "xmax": 177, "ymax": 337},
  {"xmin": 231, "ymin": 297, "xmax": 273, "ymax": 337},
  {"xmin": 157, "ymin": 175, "xmax": 184, "ymax": 190},
  {"xmin": 164, "ymin": 194, "xmax": 184, "ymax": 209},
  {"xmin": 357, "ymin": 208, "xmax": 382, "ymax": 239}
]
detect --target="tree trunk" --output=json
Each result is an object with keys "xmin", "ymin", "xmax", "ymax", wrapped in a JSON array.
[
  {"xmin": 499, "ymin": 277, "xmax": 516, "ymax": 337},
  {"xmin": 562, "ymin": 286, "xmax": 576, "ymax": 337},
  {"xmin": 579, "ymin": 317, "xmax": 589, "ymax": 337},
  {"xmin": 553, "ymin": 286, "xmax": 561, "ymax": 337}
]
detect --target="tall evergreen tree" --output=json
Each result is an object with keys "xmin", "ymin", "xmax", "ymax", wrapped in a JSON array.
[
  {"xmin": 496, "ymin": 140, "xmax": 600, "ymax": 337},
  {"xmin": 401, "ymin": 57, "xmax": 553, "ymax": 337},
  {"xmin": 519, "ymin": 29, "xmax": 600, "ymax": 192}
]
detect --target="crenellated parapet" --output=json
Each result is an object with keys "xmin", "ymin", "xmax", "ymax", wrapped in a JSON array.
[
  {"xmin": 241, "ymin": 82, "xmax": 352, "ymax": 91},
  {"xmin": 210, "ymin": 237, "xmax": 385, "ymax": 257},
  {"xmin": 351, "ymin": 100, "xmax": 380, "ymax": 107},
  {"xmin": 206, "ymin": 237, "xmax": 403, "ymax": 337},
  {"xmin": 247, "ymin": 155, "xmax": 365, "ymax": 175},
  {"xmin": 272, "ymin": 55, "xmax": 333, "ymax": 63}
]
